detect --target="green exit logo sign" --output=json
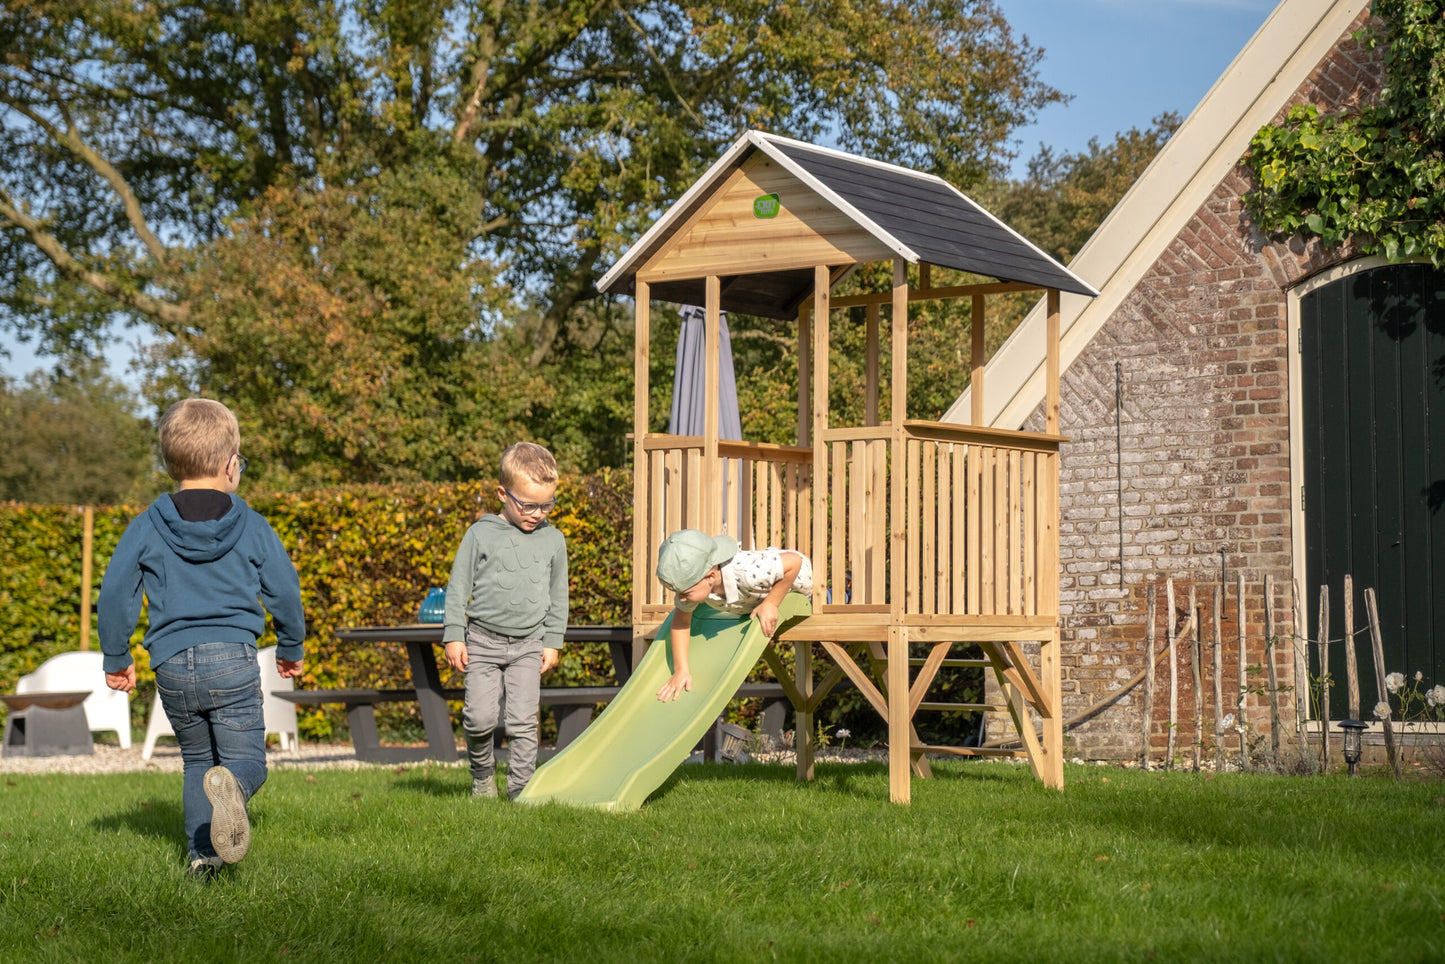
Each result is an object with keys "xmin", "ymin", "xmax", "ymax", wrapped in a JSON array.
[{"xmin": 753, "ymin": 193, "xmax": 780, "ymax": 218}]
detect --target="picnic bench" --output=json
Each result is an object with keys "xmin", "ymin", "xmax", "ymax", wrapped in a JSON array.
[{"xmin": 277, "ymin": 624, "xmax": 790, "ymax": 764}]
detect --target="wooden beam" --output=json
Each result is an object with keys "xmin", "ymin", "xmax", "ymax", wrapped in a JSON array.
[
  {"xmin": 704, "ymin": 275, "xmax": 721, "ymax": 533},
  {"xmin": 798, "ymin": 302, "xmax": 811, "ymax": 446},
  {"xmin": 865, "ymin": 303, "xmax": 880, "ymax": 426},
  {"xmin": 829, "ymin": 280, "xmax": 1041, "ymax": 309},
  {"xmin": 631, "ymin": 282, "xmax": 652, "ymax": 668},
  {"xmin": 970, "ymin": 293, "xmax": 985, "ymax": 427},
  {"xmin": 813, "ymin": 263, "xmax": 831, "ymax": 609}
]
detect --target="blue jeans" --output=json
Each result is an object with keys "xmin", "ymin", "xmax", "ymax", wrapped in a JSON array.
[{"xmin": 154, "ymin": 641, "xmax": 267, "ymax": 859}]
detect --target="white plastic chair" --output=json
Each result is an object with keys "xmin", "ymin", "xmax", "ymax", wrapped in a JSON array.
[
  {"xmin": 141, "ymin": 645, "xmax": 298, "ymax": 759},
  {"xmin": 15, "ymin": 650, "xmax": 131, "ymax": 748}
]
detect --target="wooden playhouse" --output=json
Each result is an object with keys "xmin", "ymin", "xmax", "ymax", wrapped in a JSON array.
[{"xmin": 597, "ymin": 131, "xmax": 1097, "ymax": 802}]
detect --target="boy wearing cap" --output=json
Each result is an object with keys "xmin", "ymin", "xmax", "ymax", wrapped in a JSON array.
[{"xmin": 653, "ymin": 529, "xmax": 812, "ymax": 702}]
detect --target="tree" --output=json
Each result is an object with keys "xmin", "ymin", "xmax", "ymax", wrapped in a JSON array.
[
  {"xmin": 2, "ymin": 0, "xmax": 1064, "ymax": 484},
  {"xmin": 0, "ymin": 362, "xmax": 157, "ymax": 505},
  {"xmin": 1243, "ymin": 0, "xmax": 1445, "ymax": 264}
]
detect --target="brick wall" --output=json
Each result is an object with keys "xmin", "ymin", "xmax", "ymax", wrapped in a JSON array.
[{"xmin": 985, "ymin": 11, "xmax": 1382, "ymax": 762}]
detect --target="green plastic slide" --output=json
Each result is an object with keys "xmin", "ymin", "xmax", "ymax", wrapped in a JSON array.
[{"xmin": 516, "ymin": 593, "xmax": 811, "ymax": 811}]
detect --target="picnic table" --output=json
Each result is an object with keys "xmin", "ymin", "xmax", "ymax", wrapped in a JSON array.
[{"xmin": 277, "ymin": 625, "xmax": 635, "ymax": 764}]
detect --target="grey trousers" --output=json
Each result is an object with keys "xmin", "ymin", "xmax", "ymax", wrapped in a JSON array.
[{"xmin": 462, "ymin": 622, "xmax": 542, "ymax": 796}]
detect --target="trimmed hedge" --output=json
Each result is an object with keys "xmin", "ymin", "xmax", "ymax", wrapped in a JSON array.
[{"xmin": 1, "ymin": 470, "xmax": 633, "ymax": 741}]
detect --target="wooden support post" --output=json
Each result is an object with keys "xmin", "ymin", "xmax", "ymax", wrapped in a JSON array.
[
  {"xmin": 970, "ymin": 293, "xmax": 985, "ymax": 426},
  {"xmin": 864, "ymin": 303, "xmax": 879, "ymax": 427},
  {"xmin": 80, "ymin": 506, "xmax": 94, "ymax": 651},
  {"xmin": 798, "ymin": 303, "xmax": 812, "ymax": 446},
  {"xmin": 1141, "ymin": 582, "xmax": 1156, "ymax": 768},
  {"xmin": 1039, "ymin": 628, "xmax": 1064, "ymax": 789},
  {"xmin": 1045, "ymin": 289, "xmax": 1060, "ymax": 436},
  {"xmin": 631, "ymin": 282, "xmax": 652, "ymax": 669},
  {"xmin": 1292, "ymin": 577, "xmax": 1308, "ymax": 732},
  {"xmin": 1364, "ymin": 589, "xmax": 1402, "ymax": 780},
  {"xmin": 812, "ymin": 264, "xmax": 831, "ymax": 614},
  {"xmin": 888, "ymin": 625, "xmax": 911, "ymax": 803},
  {"xmin": 703, "ymin": 276, "xmax": 722, "ymax": 534},
  {"xmin": 796, "ymin": 639, "xmax": 815, "ymax": 782}
]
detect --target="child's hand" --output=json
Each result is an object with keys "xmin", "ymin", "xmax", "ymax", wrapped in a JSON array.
[
  {"xmin": 443, "ymin": 640, "xmax": 468, "ymax": 672},
  {"xmin": 752, "ymin": 600, "xmax": 781, "ymax": 637},
  {"xmin": 540, "ymin": 647, "xmax": 559, "ymax": 674},
  {"xmin": 276, "ymin": 658, "xmax": 304, "ymax": 679},
  {"xmin": 104, "ymin": 665, "xmax": 136, "ymax": 693},
  {"xmin": 656, "ymin": 671, "xmax": 692, "ymax": 702}
]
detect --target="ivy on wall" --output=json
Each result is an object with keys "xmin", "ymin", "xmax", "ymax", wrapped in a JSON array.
[{"xmin": 1243, "ymin": 0, "xmax": 1445, "ymax": 264}]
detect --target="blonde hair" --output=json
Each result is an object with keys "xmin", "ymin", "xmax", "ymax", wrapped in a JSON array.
[
  {"xmin": 157, "ymin": 398, "xmax": 240, "ymax": 482},
  {"xmin": 498, "ymin": 441, "xmax": 557, "ymax": 489}
]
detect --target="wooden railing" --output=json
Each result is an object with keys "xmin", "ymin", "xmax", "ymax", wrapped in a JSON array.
[
  {"xmin": 820, "ymin": 420, "xmax": 1060, "ymax": 618},
  {"xmin": 636, "ymin": 422, "xmax": 1059, "ymax": 622},
  {"xmin": 636, "ymin": 435, "xmax": 813, "ymax": 612}
]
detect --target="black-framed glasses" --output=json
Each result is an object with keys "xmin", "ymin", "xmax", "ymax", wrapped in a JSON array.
[
  {"xmin": 234, "ymin": 454, "xmax": 248, "ymax": 475},
  {"xmin": 502, "ymin": 485, "xmax": 557, "ymax": 515}
]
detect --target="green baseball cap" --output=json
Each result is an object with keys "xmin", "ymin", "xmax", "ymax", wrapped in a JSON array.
[{"xmin": 656, "ymin": 529, "xmax": 738, "ymax": 591}]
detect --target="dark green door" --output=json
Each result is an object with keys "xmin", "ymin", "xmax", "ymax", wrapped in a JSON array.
[{"xmin": 1299, "ymin": 263, "xmax": 1444, "ymax": 719}]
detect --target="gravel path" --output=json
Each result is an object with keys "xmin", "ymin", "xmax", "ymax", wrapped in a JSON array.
[{"xmin": 1, "ymin": 741, "xmax": 894, "ymax": 776}]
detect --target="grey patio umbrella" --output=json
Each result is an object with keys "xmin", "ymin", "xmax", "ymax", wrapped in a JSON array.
[
  {"xmin": 668, "ymin": 304, "xmax": 743, "ymax": 534},
  {"xmin": 667, "ymin": 304, "xmax": 742, "ymax": 439}
]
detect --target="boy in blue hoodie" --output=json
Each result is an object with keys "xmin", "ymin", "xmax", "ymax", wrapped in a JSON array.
[{"xmin": 99, "ymin": 398, "xmax": 305, "ymax": 880}]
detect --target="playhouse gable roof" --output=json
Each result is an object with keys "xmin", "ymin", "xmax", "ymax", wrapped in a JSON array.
[{"xmin": 597, "ymin": 131, "xmax": 1095, "ymax": 319}]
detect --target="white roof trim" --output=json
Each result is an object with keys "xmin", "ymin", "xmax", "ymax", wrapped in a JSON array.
[{"xmin": 942, "ymin": 0, "xmax": 1369, "ymax": 429}]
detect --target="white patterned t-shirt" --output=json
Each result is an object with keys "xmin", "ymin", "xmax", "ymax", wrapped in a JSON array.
[{"xmin": 673, "ymin": 547, "xmax": 814, "ymax": 616}]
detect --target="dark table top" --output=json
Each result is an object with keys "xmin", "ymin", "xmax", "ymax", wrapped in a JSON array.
[{"xmin": 333, "ymin": 624, "xmax": 632, "ymax": 645}]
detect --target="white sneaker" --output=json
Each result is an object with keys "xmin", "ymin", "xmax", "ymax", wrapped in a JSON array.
[
  {"xmin": 204, "ymin": 766, "xmax": 251, "ymax": 864},
  {"xmin": 471, "ymin": 775, "xmax": 498, "ymax": 798},
  {"xmin": 188, "ymin": 854, "xmax": 224, "ymax": 881}
]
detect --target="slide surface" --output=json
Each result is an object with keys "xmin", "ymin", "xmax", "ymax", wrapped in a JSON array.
[{"xmin": 516, "ymin": 594, "xmax": 810, "ymax": 811}]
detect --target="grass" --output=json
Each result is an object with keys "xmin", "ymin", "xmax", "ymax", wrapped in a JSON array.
[{"xmin": 2, "ymin": 759, "xmax": 1442, "ymax": 963}]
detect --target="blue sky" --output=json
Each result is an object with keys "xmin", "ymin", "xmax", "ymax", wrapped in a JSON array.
[
  {"xmin": 1000, "ymin": 0, "xmax": 1278, "ymax": 175},
  {"xmin": 3, "ymin": 0, "xmax": 1280, "ymax": 387}
]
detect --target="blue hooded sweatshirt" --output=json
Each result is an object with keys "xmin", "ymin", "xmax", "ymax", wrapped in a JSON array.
[{"xmin": 98, "ymin": 493, "xmax": 305, "ymax": 672}]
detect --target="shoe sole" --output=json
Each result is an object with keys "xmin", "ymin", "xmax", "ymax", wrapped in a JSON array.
[{"xmin": 204, "ymin": 767, "xmax": 250, "ymax": 864}]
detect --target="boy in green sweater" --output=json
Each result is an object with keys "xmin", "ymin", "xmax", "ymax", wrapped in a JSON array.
[{"xmin": 442, "ymin": 442, "xmax": 569, "ymax": 799}]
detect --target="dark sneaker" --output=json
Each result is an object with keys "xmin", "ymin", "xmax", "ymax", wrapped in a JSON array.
[
  {"xmin": 204, "ymin": 766, "xmax": 250, "ymax": 864},
  {"xmin": 188, "ymin": 854, "xmax": 224, "ymax": 881},
  {"xmin": 471, "ymin": 775, "xmax": 498, "ymax": 798}
]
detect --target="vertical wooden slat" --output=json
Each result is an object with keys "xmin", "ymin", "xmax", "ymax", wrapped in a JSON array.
[
  {"xmin": 967, "ymin": 445, "xmax": 981, "ymax": 614},
  {"xmin": 951, "ymin": 443, "xmax": 967, "ymax": 613},
  {"xmin": 921, "ymin": 442, "xmax": 936, "ymax": 614},
  {"xmin": 739, "ymin": 458, "xmax": 755, "ymax": 551},
  {"xmin": 649, "ymin": 449, "xmax": 666, "ymax": 607},
  {"xmin": 870, "ymin": 439, "xmax": 887, "ymax": 605},
  {"xmin": 798, "ymin": 464, "xmax": 812, "ymax": 564},
  {"xmin": 685, "ymin": 448, "xmax": 702, "ymax": 530},
  {"xmin": 831, "ymin": 439, "xmax": 846, "ymax": 608},
  {"xmin": 905, "ymin": 438, "xmax": 921, "ymax": 614},
  {"xmin": 1008, "ymin": 449, "xmax": 1022, "ymax": 615},
  {"xmin": 992, "ymin": 447, "xmax": 1008, "ymax": 613},
  {"xmin": 1022, "ymin": 452, "xmax": 1037, "ymax": 615},
  {"xmin": 935, "ymin": 444, "xmax": 951, "ymax": 615},
  {"xmin": 850, "ymin": 442, "xmax": 867, "ymax": 605},
  {"xmin": 769, "ymin": 459, "xmax": 783, "ymax": 548}
]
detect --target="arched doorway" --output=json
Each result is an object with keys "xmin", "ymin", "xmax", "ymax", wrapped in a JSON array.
[{"xmin": 1295, "ymin": 261, "xmax": 1444, "ymax": 718}]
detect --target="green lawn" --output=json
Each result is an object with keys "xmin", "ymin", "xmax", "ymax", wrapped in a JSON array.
[{"xmin": 2, "ymin": 759, "xmax": 1441, "ymax": 962}]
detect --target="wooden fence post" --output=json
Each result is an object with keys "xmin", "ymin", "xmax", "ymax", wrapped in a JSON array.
[
  {"xmin": 1343, "ymin": 574, "xmax": 1359, "ymax": 720},
  {"xmin": 1364, "ymin": 588, "xmax": 1402, "ymax": 780},
  {"xmin": 1167, "ymin": 577, "xmax": 1178, "ymax": 769},
  {"xmin": 1318, "ymin": 586, "xmax": 1330, "ymax": 771},
  {"xmin": 1236, "ymin": 570, "xmax": 1248, "ymax": 767},
  {"xmin": 1265, "ymin": 574, "xmax": 1281, "ymax": 761},
  {"xmin": 80, "ymin": 505, "xmax": 94, "ymax": 651},
  {"xmin": 1141, "ymin": 583, "xmax": 1156, "ymax": 769},
  {"xmin": 1292, "ymin": 577, "xmax": 1308, "ymax": 733},
  {"xmin": 1212, "ymin": 583, "xmax": 1224, "ymax": 770}
]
